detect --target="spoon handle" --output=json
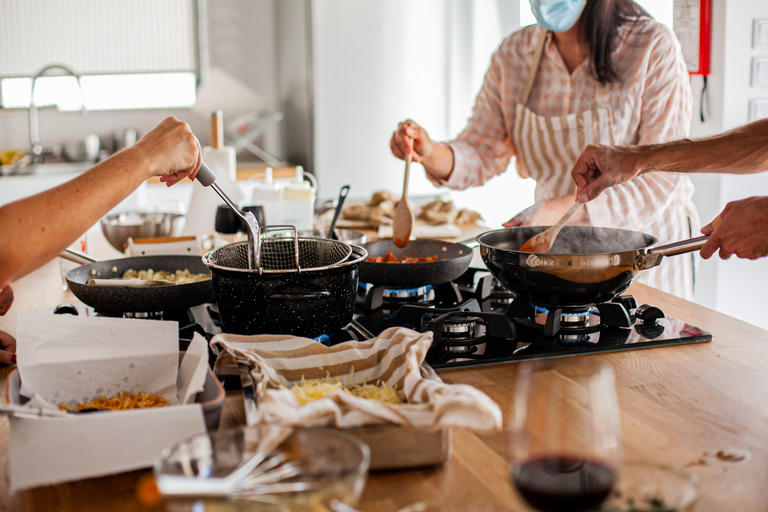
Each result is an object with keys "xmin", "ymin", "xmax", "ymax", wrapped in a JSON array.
[
  {"xmin": 553, "ymin": 200, "xmax": 582, "ymax": 232},
  {"xmin": 403, "ymin": 151, "xmax": 412, "ymax": 198}
]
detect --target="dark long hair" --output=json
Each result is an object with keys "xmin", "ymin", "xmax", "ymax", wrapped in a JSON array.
[{"xmin": 581, "ymin": 0, "xmax": 649, "ymax": 84}]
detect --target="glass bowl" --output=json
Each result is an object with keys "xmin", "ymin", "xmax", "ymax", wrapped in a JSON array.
[
  {"xmin": 154, "ymin": 426, "xmax": 370, "ymax": 512},
  {"xmin": 601, "ymin": 462, "xmax": 701, "ymax": 512},
  {"xmin": 398, "ymin": 501, "xmax": 515, "ymax": 512}
]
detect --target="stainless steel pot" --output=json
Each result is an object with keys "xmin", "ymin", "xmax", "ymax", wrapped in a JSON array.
[
  {"xmin": 100, "ymin": 212, "xmax": 185, "ymax": 252},
  {"xmin": 477, "ymin": 226, "xmax": 707, "ymax": 307}
]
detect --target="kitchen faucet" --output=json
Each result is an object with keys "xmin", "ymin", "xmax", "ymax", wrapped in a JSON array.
[{"xmin": 28, "ymin": 64, "xmax": 88, "ymax": 163}]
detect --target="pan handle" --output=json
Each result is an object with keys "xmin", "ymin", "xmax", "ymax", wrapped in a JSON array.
[
  {"xmin": 269, "ymin": 290, "xmax": 331, "ymax": 300},
  {"xmin": 59, "ymin": 248, "xmax": 97, "ymax": 265},
  {"xmin": 635, "ymin": 235, "xmax": 709, "ymax": 270}
]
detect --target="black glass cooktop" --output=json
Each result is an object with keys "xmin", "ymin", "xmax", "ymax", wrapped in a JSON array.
[{"xmin": 350, "ymin": 271, "xmax": 712, "ymax": 370}]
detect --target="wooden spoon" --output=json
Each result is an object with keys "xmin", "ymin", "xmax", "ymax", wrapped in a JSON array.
[
  {"xmin": 519, "ymin": 200, "xmax": 583, "ymax": 253},
  {"xmin": 392, "ymin": 150, "xmax": 415, "ymax": 248}
]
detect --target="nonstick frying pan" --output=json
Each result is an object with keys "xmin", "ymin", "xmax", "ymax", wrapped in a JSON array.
[
  {"xmin": 477, "ymin": 225, "xmax": 708, "ymax": 307},
  {"xmin": 359, "ymin": 239, "xmax": 473, "ymax": 287},
  {"xmin": 63, "ymin": 252, "xmax": 215, "ymax": 313}
]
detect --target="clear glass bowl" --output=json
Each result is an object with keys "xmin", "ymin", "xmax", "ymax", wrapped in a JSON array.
[
  {"xmin": 398, "ymin": 501, "xmax": 515, "ymax": 512},
  {"xmin": 601, "ymin": 462, "xmax": 701, "ymax": 512},
  {"xmin": 155, "ymin": 426, "xmax": 370, "ymax": 512}
]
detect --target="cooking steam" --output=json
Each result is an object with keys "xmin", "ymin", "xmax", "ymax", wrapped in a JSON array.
[{"xmin": 541, "ymin": 226, "xmax": 653, "ymax": 255}]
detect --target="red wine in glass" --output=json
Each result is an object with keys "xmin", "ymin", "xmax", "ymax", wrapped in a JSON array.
[{"xmin": 511, "ymin": 455, "xmax": 616, "ymax": 512}]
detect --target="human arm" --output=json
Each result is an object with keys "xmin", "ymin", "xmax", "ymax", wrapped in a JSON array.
[
  {"xmin": 698, "ymin": 197, "xmax": 768, "ymax": 260},
  {"xmin": 0, "ymin": 117, "xmax": 202, "ymax": 289},
  {"xmin": 573, "ymin": 118, "xmax": 768, "ymax": 202}
]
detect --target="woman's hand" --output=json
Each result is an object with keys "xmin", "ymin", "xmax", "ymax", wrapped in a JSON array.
[
  {"xmin": 700, "ymin": 197, "xmax": 768, "ymax": 260},
  {"xmin": 504, "ymin": 196, "xmax": 587, "ymax": 227},
  {"xmin": 390, "ymin": 119, "xmax": 435, "ymax": 164},
  {"xmin": 131, "ymin": 117, "xmax": 203, "ymax": 186},
  {"xmin": 0, "ymin": 284, "xmax": 13, "ymax": 315},
  {"xmin": 0, "ymin": 330, "xmax": 16, "ymax": 365}
]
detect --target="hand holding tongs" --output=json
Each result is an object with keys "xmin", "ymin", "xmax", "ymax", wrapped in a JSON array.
[{"xmin": 196, "ymin": 163, "xmax": 261, "ymax": 270}]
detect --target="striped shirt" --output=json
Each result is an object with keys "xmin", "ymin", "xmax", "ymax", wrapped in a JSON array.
[{"xmin": 432, "ymin": 18, "xmax": 698, "ymax": 233}]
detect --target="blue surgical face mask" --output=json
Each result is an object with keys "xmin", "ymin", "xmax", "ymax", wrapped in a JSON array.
[{"xmin": 529, "ymin": 0, "xmax": 587, "ymax": 33}]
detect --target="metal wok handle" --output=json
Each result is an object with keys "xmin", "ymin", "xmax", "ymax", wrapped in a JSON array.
[
  {"xmin": 59, "ymin": 248, "xmax": 97, "ymax": 265},
  {"xmin": 635, "ymin": 235, "xmax": 709, "ymax": 270}
]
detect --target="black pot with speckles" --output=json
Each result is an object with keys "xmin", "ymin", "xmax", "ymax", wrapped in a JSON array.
[{"xmin": 204, "ymin": 242, "xmax": 367, "ymax": 337}]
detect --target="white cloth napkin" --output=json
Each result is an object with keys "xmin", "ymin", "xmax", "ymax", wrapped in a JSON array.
[{"xmin": 210, "ymin": 327, "xmax": 502, "ymax": 433}]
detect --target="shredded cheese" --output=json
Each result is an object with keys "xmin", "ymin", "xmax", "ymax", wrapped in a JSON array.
[{"xmin": 288, "ymin": 371, "xmax": 403, "ymax": 405}]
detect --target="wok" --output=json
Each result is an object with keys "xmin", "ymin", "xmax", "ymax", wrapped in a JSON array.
[
  {"xmin": 359, "ymin": 239, "xmax": 473, "ymax": 287},
  {"xmin": 63, "ymin": 252, "xmax": 216, "ymax": 313},
  {"xmin": 477, "ymin": 226, "xmax": 707, "ymax": 308}
]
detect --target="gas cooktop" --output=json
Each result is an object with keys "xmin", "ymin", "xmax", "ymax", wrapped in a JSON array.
[{"xmin": 350, "ymin": 269, "xmax": 712, "ymax": 370}]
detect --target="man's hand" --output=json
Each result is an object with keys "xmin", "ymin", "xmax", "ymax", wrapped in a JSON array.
[
  {"xmin": 571, "ymin": 144, "xmax": 644, "ymax": 203},
  {"xmin": 0, "ymin": 330, "xmax": 16, "ymax": 365},
  {"xmin": 0, "ymin": 284, "xmax": 13, "ymax": 315},
  {"xmin": 700, "ymin": 197, "xmax": 768, "ymax": 260}
]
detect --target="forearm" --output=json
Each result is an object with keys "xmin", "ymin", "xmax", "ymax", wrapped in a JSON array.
[
  {"xmin": 0, "ymin": 146, "xmax": 155, "ymax": 286},
  {"xmin": 636, "ymin": 119, "xmax": 768, "ymax": 176},
  {"xmin": 420, "ymin": 142, "xmax": 455, "ymax": 180}
]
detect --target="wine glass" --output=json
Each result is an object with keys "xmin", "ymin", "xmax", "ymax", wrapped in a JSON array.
[{"xmin": 510, "ymin": 359, "xmax": 622, "ymax": 512}]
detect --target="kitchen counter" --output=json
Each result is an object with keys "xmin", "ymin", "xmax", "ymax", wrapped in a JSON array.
[{"xmin": 1, "ymin": 255, "xmax": 767, "ymax": 511}]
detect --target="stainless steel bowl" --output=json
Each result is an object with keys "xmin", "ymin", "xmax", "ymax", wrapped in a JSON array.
[{"xmin": 100, "ymin": 212, "xmax": 185, "ymax": 252}]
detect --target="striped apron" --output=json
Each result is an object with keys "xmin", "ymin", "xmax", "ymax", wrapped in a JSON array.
[{"xmin": 513, "ymin": 30, "xmax": 695, "ymax": 299}]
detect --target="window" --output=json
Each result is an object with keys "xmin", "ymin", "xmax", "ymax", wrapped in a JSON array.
[{"xmin": 0, "ymin": 0, "xmax": 203, "ymax": 111}]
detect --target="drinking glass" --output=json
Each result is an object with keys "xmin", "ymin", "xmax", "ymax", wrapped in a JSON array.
[{"xmin": 510, "ymin": 360, "xmax": 621, "ymax": 512}]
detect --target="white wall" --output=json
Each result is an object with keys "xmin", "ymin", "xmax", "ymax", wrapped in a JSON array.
[
  {"xmin": 312, "ymin": 0, "xmax": 535, "ymax": 229},
  {"xmin": 690, "ymin": 0, "xmax": 768, "ymax": 329}
]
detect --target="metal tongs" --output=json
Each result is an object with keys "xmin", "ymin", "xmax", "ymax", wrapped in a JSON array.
[{"xmin": 196, "ymin": 163, "xmax": 261, "ymax": 270}]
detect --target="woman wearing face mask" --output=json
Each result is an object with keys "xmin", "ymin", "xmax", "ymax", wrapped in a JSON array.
[{"xmin": 390, "ymin": 0, "xmax": 698, "ymax": 299}]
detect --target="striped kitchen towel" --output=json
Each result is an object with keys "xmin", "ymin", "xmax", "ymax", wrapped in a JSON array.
[{"xmin": 210, "ymin": 327, "xmax": 502, "ymax": 432}]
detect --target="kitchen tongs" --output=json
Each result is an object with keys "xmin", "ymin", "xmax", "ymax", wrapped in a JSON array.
[{"xmin": 196, "ymin": 163, "xmax": 260, "ymax": 269}]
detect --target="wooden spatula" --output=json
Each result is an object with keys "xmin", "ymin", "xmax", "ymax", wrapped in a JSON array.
[
  {"xmin": 392, "ymin": 150, "xmax": 415, "ymax": 248},
  {"xmin": 519, "ymin": 200, "xmax": 583, "ymax": 253}
]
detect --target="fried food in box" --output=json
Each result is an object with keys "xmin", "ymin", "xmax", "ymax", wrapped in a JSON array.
[{"xmin": 58, "ymin": 391, "xmax": 167, "ymax": 412}]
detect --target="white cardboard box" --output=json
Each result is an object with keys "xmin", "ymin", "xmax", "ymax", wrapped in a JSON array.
[{"xmin": 7, "ymin": 313, "xmax": 219, "ymax": 491}]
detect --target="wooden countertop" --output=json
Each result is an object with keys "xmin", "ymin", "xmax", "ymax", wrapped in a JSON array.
[{"xmin": 1, "ymin": 246, "xmax": 767, "ymax": 511}]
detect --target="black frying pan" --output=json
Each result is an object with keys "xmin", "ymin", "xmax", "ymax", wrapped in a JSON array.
[
  {"xmin": 64, "ymin": 254, "xmax": 215, "ymax": 313},
  {"xmin": 359, "ymin": 239, "xmax": 473, "ymax": 287},
  {"xmin": 477, "ymin": 225, "xmax": 708, "ymax": 307}
]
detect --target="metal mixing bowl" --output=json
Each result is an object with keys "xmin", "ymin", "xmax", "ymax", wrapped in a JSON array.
[{"xmin": 100, "ymin": 212, "xmax": 185, "ymax": 252}]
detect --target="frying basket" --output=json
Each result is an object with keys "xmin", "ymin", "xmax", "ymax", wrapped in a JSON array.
[{"xmin": 206, "ymin": 231, "xmax": 352, "ymax": 273}]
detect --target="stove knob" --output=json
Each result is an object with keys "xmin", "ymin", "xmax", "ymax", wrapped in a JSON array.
[
  {"xmin": 613, "ymin": 295, "xmax": 638, "ymax": 312},
  {"xmin": 636, "ymin": 304, "xmax": 664, "ymax": 323},
  {"xmin": 54, "ymin": 303, "xmax": 79, "ymax": 315}
]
